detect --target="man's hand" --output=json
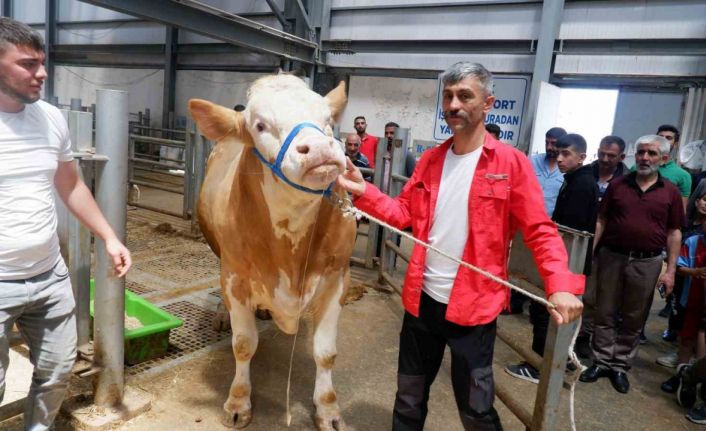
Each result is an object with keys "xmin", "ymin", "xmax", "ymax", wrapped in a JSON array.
[
  {"xmin": 105, "ymin": 237, "xmax": 132, "ymax": 278},
  {"xmin": 547, "ymin": 292, "xmax": 583, "ymax": 325},
  {"xmin": 337, "ymin": 158, "xmax": 366, "ymax": 197},
  {"xmin": 657, "ymin": 270, "xmax": 676, "ymax": 295}
]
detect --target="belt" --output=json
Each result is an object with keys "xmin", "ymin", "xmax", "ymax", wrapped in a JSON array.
[{"xmin": 607, "ymin": 247, "xmax": 662, "ymax": 259}]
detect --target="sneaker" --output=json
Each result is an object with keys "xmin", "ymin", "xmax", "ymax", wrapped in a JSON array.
[
  {"xmin": 662, "ymin": 328, "xmax": 678, "ymax": 342},
  {"xmin": 656, "ymin": 352, "xmax": 678, "ymax": 368},
  {"xmin": 505, "ymin": 362, "xmax": 540, "ymax": 384},
  {"xmin": 660, "ymin": 375, "xmax": 679, "ymax": 393},
  {"xmin": 678, "ymin": 364, "xmax": 697, "ymax": 409},
  {"xmin": 686, "ymin": 405, "xmax": 706, "ymax": 425}
]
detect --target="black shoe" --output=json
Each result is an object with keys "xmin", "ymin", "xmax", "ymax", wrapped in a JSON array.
[
  {"xmin": 579, "ymin": 364, "xmax": 610, "ymax": 383},
  {"xmin": 677, "ymin": 364, "xmax": 697, "ymax": 408},
  {"xmin": 662, "ymin": 328, "xmax": 678, "ymax": 342},
  {"xmin": 660, "ymin": 375, "xmax": 679, "ymax": 393},
  {"xmin": 610, "ymin": 371, "xmax": 630, "ymax": 394},
  {"xmin": 574, "ymin": 336, "xmax": 592, "ymax": 360}
]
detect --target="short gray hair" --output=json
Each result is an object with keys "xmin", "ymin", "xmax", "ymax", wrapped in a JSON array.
[
  {"xmin": 635, "ymin": 134, "xmax": 670, "ymax": 155},
  {"xmin": 440, "ymin": 62, "xmax": 494, "ymax": 96}
]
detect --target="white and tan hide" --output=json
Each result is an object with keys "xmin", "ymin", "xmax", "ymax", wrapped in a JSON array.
[{"xmin": 188, "ymin": 74, "xmax": 356, "ymax": 430}]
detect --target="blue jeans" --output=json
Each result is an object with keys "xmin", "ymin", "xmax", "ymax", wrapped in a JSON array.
[{"xmin": 0, "ymin": 260, "xmax": 77, "ymax": 431}]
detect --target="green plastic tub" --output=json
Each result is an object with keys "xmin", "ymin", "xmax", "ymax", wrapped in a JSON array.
[{"xmin": 89, "ymin": 280, "xmax": 183, "ymax": 365}]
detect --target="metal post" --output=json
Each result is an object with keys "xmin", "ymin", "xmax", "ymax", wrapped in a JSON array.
[
  {"xmin": 162, "ymin": 26, "xmax": 178, "ymax": 132},
  {"xmin": 532, "ymin": 320, "xmax": 578, "ymax": 431},
  {"xmin": 382, "ymin": 128, "xmax": 410, "ymax": 273},
  {"xmin": 69, "ymin": 161, "xmax": 94, "ymax": 347},
  {"xmin": 190, "ymin": 135, "xmax": 207, "ymax": 233},
  {"xmin": 2, "ymin": 0, "xmax": 13, "ymax": 18},
  {"xmin": 517, "ymin": 0, "xmax": 565, "ymax": 153},
  {"xmin": 183, "ymin": 121, "xmax": 195, "ymax": 220},
  {"xmin": 44, "ymin": 0, "xmax": 56, "ymax": 103},
  {"xmin": 93, "ymin": 89, "xmax": 128, "ymax": 407},
  {"xmin": 365, "ymin": 137, "xmax": 387, "ymax": 268},
  {"xmin": 70, "ymin": 98, "xmax": 82, "ymax": 112}
]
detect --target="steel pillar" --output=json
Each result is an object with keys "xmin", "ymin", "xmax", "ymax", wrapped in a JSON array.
[
  {"xmin": 44, "ymin": 0, "xmax": 57, "ymax": 103},
  {"xmin": 2, "ymin": 0, "xmax": 12, "ymax": 17},
  {"xmin": 93, "ymin": 89, "xmax": 129, "ymax": 407},
  {"xmin": 518, "ymin": 0, "xmax": 565, "ymax": 153},
  {"xmin": 162, "ymin": 26, "xmax": 178, "ymax": 130}
]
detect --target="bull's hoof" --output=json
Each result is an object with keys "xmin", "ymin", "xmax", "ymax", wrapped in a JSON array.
[
  {"xmin": 212, "ymin": 301, "xmax": 231, "ymax": 332},
  {"xmin": 255, "ymin": 308, "xmax": 272, "ymax": 320},
  {"xmin": 314, "ymin": 415, "xmax": 347, "ymax": 431},
  {"xmin": 221, "ymin": 408, "xmax": 252, "ymax": 429}
]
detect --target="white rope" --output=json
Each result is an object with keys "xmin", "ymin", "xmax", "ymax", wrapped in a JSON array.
[
  {"xmin": 285, "ymin": 202, "xmax": 322, "ymax": 427},
  {"xmin": 331, "ymin": 197, "xmax": 584, "ymax": 431}
]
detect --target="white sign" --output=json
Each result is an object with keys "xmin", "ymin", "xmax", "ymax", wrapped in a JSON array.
[{"xmin": 433, "ymin": 74, "xmax": 529, "ymax": 147}]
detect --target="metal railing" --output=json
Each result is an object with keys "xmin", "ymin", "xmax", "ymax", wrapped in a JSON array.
[
  {"xmin": 360, "ymin": 132, "xmax": 591, "ymax": 431},
  {"xmin": 127, "ymin": 122, "xmax": 211, "ymax": 225}
]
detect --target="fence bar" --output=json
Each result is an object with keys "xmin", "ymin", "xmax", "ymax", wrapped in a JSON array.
[
  {"xmin": 495, "ymin": 382, "xmax": 533, "ymax": 428},
  {"xmin": 129, "ymin": 157, "xmax": 186, "ymax": 171},
  {"xmin": 129, "ymin": 179, "xmax": 184, "ymax": 195},
  {"xmin": 93, "ymin": 89, "xmax": 128, "ymax": 407},
  {"xmin": 383, "ymin": 239, "xmax": 410, "ymax": 263},
  {"xmin": 532, "ymin": 320, "xmax": 579, "ymax": 430},
  {"xmin": 129, "ymin": 134, "xmax": 186, "ymax": 148},
  {"xmin": 378, "ymin": 270, "xmax": 402, "ymax": 296},
  {"xmin": 129, "ymin": 201, "xmax": 184, "ymax": 219}
]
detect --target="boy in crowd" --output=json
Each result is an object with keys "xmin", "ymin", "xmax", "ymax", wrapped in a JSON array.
[{"xmin": 506, "ymin": 133, "xmax": 598, "ymax": 382}]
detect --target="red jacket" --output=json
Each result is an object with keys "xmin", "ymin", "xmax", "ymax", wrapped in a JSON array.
[
  {"xmin": 359, "ymin": 134, "xmax": 378, "ymax": 169},
  {"xmin": 354, "ymin": 135, "xmax": 585, "ymax": 326}
]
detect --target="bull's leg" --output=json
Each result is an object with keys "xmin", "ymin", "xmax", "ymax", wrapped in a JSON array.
[
  {"xmin": 312, "ymin": 284, "xmax": 346, "ymax": 431},
  {"xmin": 223, "ymin": 298, "xmax": 257, "ymax": 429}
]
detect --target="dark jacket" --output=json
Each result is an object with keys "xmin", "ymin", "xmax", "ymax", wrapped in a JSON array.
[
  {"xmin": 591, "ymin": 160, "xmax": 629, "ymax": 199},
  {"xmin": 552, "ymin": 164, "xmax": 599, "ymax": 275}
]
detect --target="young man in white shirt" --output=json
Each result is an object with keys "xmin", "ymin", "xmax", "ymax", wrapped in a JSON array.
[{"xmin": 0, "ymin": 17, "xmax": 131, "ymax": 430}]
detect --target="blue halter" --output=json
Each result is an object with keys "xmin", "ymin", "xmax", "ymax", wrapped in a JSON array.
[{"xmin": 251, "ymin": 122, "xmax": 335, "ymax": 197}]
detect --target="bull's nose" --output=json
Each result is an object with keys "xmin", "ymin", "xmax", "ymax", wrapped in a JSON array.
[{"xmin": 296, "ymin": 144, "xmax": 310, "ymax": 154}]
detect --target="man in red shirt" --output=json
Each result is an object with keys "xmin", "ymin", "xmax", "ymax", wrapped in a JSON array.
[
  {"xmin": 338, "ymin": 62, "xmax": 584, "ymax": 431},
  {"xmin": 354, "ymin": 115, "xmax": 379, "ymax": 168}
]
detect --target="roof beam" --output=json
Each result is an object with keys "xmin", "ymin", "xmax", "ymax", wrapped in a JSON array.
[{"xmin": 77, "ymin": 0, "xmax": 317, "ymax": 64}]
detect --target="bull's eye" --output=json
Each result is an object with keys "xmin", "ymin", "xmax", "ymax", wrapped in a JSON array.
[{"xmin": 255, "ymin": 122, "xmax": 266, "ymax": 133}]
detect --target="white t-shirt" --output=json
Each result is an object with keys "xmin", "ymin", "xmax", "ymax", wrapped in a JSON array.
[
  {"xmin": 422, "ymin": 145, "xmax": 482, "ymax": 304},
  {"xmin": 0, "ymin": 100, "xmax": 73, "ymax": 280}
]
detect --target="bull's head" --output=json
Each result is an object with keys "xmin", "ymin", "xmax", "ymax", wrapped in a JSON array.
[{"xmin": 188, "ymin": 74, "xmax": 347, "ymax": 193}]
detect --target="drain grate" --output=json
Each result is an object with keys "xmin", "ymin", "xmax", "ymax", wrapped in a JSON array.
[
  {"xmin": 126, "ymin": 281, "xmax": 155, "ymax": 296},
  {"xmin": 208, "ymin": 290, "xmax": 221, "ymax": 299},
  {"xmin": 126, "ymin": 301, "xmax": 230, "ymax": 376},
  {"xmin": 133, "ymin": 247, "xmax": 219, "ymax": 286}
]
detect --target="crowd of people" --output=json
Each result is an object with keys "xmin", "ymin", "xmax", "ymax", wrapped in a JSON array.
[{"xmin": 490, "ymin": 123, "xmax": 706, "ymax": 425}]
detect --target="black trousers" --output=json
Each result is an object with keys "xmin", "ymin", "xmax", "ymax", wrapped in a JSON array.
[
  {"xmin": 392, "ymin": 293, "xmax": 503, "ymax": 431},
  {"xmin": 530, "ymin": 301, "xmax": 550, "ymax": 356}
]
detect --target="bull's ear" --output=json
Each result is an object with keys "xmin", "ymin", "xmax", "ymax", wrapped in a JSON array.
[
  {"xmin": 188, "ymin": 99, "xmax": 251, "ymax": 144},
  {"xmin": 325, "ymin": 81, "xmax": 347, "ymax": 123}
]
